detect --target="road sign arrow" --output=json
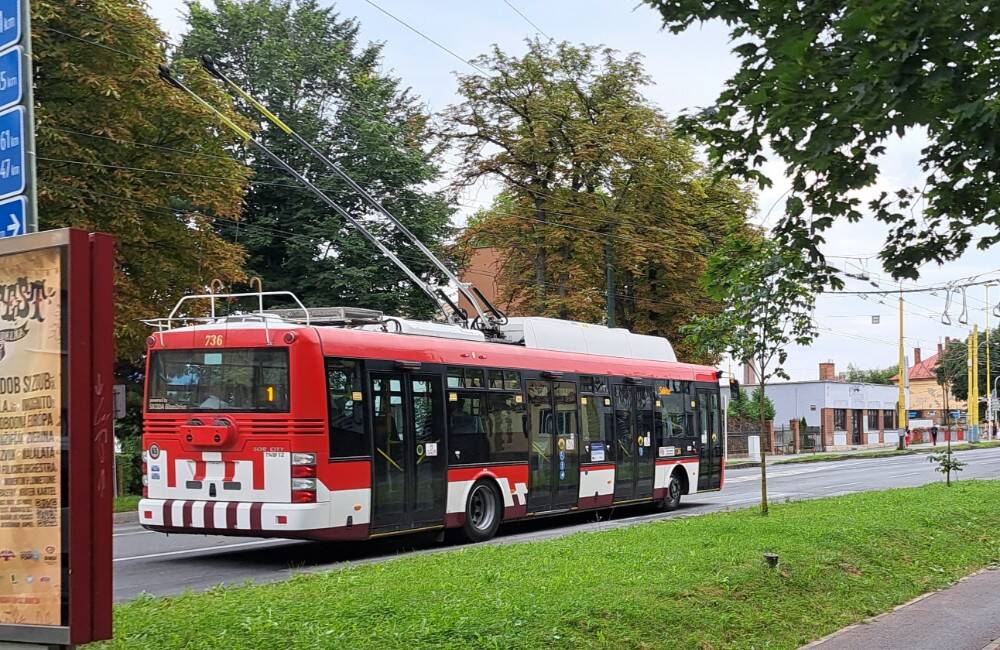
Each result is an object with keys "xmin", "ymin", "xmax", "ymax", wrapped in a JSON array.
[{"xmin": 5, "ymin": 205, "xmax": 18, "ymax": 234}]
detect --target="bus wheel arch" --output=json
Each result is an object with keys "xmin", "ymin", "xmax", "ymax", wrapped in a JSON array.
[
  {"xmin": 462, "ymin": 478, "xmax": 502, "ymax": 542},
  {"xmin": 661, "ymin": 467, "xmax": 686, "ymax": 511}
]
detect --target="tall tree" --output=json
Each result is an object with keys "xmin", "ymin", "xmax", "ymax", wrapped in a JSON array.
[
  {"xmin": 843, "ymin": 364, "xmax": 899, "ymax": 385},
  {"xmin": 179, "ymin": 0, "xmax": 454, "ymax": 317},
  {"xmin": 642, "ymin": 1, "xmax": 1000, "ymax": 283},
  {"xmin": 446, "ymin": 40, "xmax": 754, "ymax": 359},
  {"xmin": 683, "ymin": 233, "xmax": 818, "ymax": 515},
  {"xmin": 935, "ymin": 332, "xmax": 1000, "ymax": 402},
  {"xmin": 35, "ymin": 0, "xmax": 251, "ymax": 361}
]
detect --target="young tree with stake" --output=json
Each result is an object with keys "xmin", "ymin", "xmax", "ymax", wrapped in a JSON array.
[{"xmin": 683, "ymin": 234, "xmax": 817, "ymax": 515}]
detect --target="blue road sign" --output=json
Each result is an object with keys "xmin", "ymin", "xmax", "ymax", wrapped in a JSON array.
[
  {"xmin": 0, "ymin": 105, "xmax": 23, "ymax": 200},
  {"xmin": 0, "ymin": 46, "xmax": 20, "ymax": 111},
  {"xmin": 0, "ymin": 195, "xmax": 24, "ymax": 237},
  {"xmin": 0, "ymin": 0, "xmax": 19, "ymax": 52}
]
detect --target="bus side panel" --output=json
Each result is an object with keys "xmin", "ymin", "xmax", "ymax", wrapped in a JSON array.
[{"xmin": 444, "ymin": 465, "xmax": 529, "ymax": 527}]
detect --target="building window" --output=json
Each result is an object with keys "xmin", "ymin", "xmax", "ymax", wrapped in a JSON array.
[
  {"xmin": 883, "ymin": 409, "xmax": 897, "ymax": 430},
  {"xmin": 867, "ymin": 410, "xmax": 880, "ymax": 430},
  {"xmin": 833, "ymin": 408, "xmax": 847, "ymax": 431}
]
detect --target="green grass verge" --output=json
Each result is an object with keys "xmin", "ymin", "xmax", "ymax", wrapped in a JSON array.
[
  {"xmin": 95, "ymin": 481, "xmax": 1000, "ymax": 650},
  {"xmin": 114, "ymin": 495, "xmax": 141, "ymax": 513},
  {"xmin": 774, "ymin": 440, "xmax": 1000, "ymax": 465}
]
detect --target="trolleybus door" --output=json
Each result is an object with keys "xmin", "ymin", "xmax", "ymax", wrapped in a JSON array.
[
  {"xmin": 526, "ymin": 379, "xmax": 580, "ymax": 512},
  {"xmin": 612, "ymin": 383, "xmax": 655, "ymax": 502},
  {"xmin": 369, "ymin": 370, "xmax": 447, "ymax": 532},
  {"xmin": 696, "ymin": 388, "xmax": 723, "ymax": 490}
]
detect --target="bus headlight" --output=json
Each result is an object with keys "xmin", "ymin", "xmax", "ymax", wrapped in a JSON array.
[{"xmin": 291, "ymin": 453, "xmax": 316, "ymax": 466}]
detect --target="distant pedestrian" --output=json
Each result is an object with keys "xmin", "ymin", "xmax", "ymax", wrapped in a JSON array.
[{"xmin": 931, "ymin": 425, "xmax": 939, "ymax": 446}]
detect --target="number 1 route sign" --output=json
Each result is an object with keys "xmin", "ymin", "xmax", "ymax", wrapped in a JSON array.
[{"xmin": 0, "ymin": 0, "xmax": 19, "ymax": 52}]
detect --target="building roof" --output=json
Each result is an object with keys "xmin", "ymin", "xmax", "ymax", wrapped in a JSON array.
[{"xmin": 891, "ymin": 350, "xmax": 941, "ymax": 383}]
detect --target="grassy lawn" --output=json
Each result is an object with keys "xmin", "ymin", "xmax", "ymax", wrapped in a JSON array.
[
  {"xmin": 774, "ymin": 440, "xmax": 1000, "ymax": 465},
  {"xmin": 96, "ymin": 481, "xmax": 1000, "ymax": 650},
  {"xmin": 114, "ymin": 494, "xmax": 142, "ymax": 513}
]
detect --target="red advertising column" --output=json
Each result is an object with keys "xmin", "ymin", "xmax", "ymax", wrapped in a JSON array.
[{"xmin": 0, "ymin": 229, "xmax": 114, "ymax": 647}]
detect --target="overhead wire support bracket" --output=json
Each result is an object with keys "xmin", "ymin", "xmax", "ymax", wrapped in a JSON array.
[
  {"xmin": 156, "ymin": 64, "xmax": 458, "ymax": 326},
  {"xmin": 198, "ymin": 55, "xmax": 502, "ymax": 331}
]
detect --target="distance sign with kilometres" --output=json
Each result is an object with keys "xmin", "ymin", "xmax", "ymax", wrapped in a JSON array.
[
  {"xmin": 0, "ymin": 46, "xmax": 20, "ymax": 111},
  {"xmin": 0, "ymin": 105, "xmax": 24, "ymax": 200},
  {"xmin": 0, "ymin": 0, "xmax": 19, "ymax": 52}
]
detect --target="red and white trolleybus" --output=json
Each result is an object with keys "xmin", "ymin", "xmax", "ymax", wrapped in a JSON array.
[{"xmin": 139, "ymin": 294, "xmax": 725, "ymax": 543}]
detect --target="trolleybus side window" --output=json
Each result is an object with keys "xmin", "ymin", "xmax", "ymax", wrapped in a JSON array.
[
  {"xmin": 579, "ymin": 375, "xmax": 613, "ymax": 463},
  {"xmin": 484, "ymin": 392, "xmax": 526, "ymax": 462},
  {"xmin": 326, "ymin": 359, "xmax": 369, "ymax": 458},
  {"xmin": 447, "ymin": 367, "xmax": 485, "ymax": 389},
  {"xmin": 447, "ymin": 392, "xmax": 487, "ymax": 464},
  {"xmin": 654, "ymin": 385, "xmax": 687, "ymax": 452},
  {"xmin": 448, "ymin": 367, "xmax": 527, "ymax": 465}
]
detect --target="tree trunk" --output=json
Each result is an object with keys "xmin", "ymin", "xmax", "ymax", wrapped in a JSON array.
[{"xmin": 759, "ymin": 379, "xmax": 769, "ymax": 516}]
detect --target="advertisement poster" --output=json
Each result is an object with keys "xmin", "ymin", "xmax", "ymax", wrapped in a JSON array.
[{"xmin": 0, "ymin": 247, "xmax": 62, "ymax": 626}]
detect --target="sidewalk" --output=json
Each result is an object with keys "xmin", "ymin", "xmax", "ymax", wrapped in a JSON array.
[
  {"xmin": 726, "ymin": 440, "xmax": 1000, "ymax": 468},
  {"xmin": 805, "ymin": 567, "xmax": 1000, "ymax": 650}
]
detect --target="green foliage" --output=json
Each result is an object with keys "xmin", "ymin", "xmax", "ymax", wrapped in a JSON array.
[
  {"xmin": 728, "ymin": 387, "xmax": 775, "ymax": 422},
  {"xmin": 929, "ymin": 448, "xmax": 967, "ymax": 486},
  {"xmin": 179, "ymin": 0, "xmax": 454, "ymax": 318},
  {"xmin": 102, "ymin": 482, "xmax": 1000, "ymax": 649},
  {"xmin": 684, "ymin": 233, "xmax": 816, "ymax": 515},
  {"xmin": 935, "ymin": 329, "xmax": 1000, "ymax": 401},
  {"xmin": 642, "ymin": 0, "xmax": 1000, "ymax": 283},
  {"xmin": 445, "ymin": 40, "xmax": 755, "ymax": 360},
  {"xmin": 35, "ymin": 0, "xmax": 251, "ymax": 362},
  {"xmin": 684, "ymin": 234, "xmax": 818, "ymax": 386},
  {"xmin": 843, "ymin": 363, "xmax": 899, "ymax": 385}
]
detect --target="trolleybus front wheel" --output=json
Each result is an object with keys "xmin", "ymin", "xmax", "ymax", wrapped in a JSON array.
[{"xmin": 661, "ymin": 474, "xmax": 683, "ymax": 511}]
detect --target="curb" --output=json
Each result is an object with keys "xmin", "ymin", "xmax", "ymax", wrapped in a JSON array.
[
  {"xmin": 800, "ymin": 565, "xmax": 1000, "ymax": 649},
  {"xmin": 114, "ymin": 511, "xmax": 137, "ymax": 525}
]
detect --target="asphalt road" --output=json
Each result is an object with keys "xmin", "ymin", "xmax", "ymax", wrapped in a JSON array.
[{"xmin": 113, "ymin": 446, "xmax": 1000, "ymax": 603}]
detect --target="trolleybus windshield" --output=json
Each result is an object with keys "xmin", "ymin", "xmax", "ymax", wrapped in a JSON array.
[{"xmin": 147, "ymin": 348, "xmax": 290, "ymax": 412}]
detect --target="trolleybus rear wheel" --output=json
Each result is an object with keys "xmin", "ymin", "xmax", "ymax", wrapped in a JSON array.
[{"xmin": 463, "ymin": 480, "xmax": 501, "ymax": 542}]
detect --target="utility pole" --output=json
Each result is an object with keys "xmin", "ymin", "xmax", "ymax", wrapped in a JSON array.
[
  {"xmin": 897, "ymin": 291, "xmax": 907, "ymax": 435},
  {"xmin": 972, "ymin": 325, "xmax": 980, "ymax": 438},
  {"xmin": 987, "ymin": 284, "xmax": 994, "ymax": 439}
]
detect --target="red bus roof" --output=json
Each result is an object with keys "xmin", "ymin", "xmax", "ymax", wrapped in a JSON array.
[
  {"xmin": 153, "ymin": 323, "xmax": 719, "ymax": 383},
  {"xmin": 315, "ymin": 326, "xmax": 718, "ymax": 383}
]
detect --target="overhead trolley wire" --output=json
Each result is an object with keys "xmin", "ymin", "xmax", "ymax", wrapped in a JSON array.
[{"xmin": 500, "ymin": 0, "xmax": 552, "ymax": 39}]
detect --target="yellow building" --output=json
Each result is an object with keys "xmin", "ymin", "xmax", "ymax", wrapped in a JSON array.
[{"xmin": 890, "ymin": 344, "xmax": 966, "ymax": 427}]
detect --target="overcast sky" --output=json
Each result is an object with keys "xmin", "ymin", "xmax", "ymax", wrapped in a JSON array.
[{"xmin": 147, "ymin": 1, "xmax": 1000, "ymax": 381}]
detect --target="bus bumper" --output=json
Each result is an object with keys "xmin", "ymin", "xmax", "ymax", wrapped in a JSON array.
[{"xmin": 137, "ymin": 498, "xmax": 348, "ymax": 538}]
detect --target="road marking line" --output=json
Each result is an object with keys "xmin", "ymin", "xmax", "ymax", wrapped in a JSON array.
[
  {"xmin": 114, "ymin": 539, "xmax": 288, "ymax": 563},
  {"xmin": 113, "ymin": 530, "xmax": 157, "ymax": 538}
]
